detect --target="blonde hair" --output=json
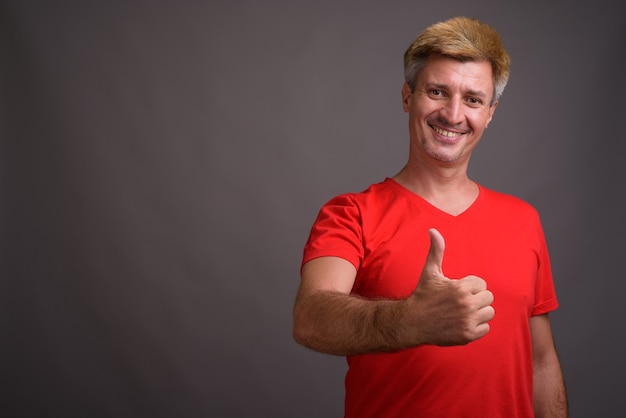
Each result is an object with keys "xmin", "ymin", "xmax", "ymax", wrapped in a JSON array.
[{"xmin": 404, "ymin": 17, "xmax": 511, "ymax": 104}]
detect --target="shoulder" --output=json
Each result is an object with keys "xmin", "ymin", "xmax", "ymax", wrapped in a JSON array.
[
  {"xmin": 321, "ymin": 178, "xmax": 396, "ymax": 210},
  {"xmin": 479, "ymin": 186, "xmax": 540, "ymax": 220},
  {"xmin": 480, "ymin": 186, "xmax": 537, "ymax": 210}
]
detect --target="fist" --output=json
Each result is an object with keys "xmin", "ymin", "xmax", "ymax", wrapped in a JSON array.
[{"xmin": 408, "ymin": 228, "xmax": 495, "ymax": 346}]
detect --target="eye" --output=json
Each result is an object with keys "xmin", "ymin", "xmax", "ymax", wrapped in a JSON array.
[
  {"xmin": 466, "ymin": 97, "xmax": 483, "ymax": 107},
  {"xmin": 429, "ymin": 89, "xmax": 443, "ymax": 97}
]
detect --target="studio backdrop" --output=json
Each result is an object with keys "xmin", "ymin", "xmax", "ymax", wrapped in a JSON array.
[{"xmin": 1, "ymin": 1, "xmax": 625, "ymax": 417}]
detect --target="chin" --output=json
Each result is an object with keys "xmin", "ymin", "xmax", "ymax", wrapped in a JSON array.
[{"xmin": 423, "ymin": 145, "xmax": 464, "ymax": 164}]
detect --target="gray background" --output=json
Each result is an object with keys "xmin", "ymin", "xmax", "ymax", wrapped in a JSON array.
[{"xmin": 1, "ymin": 0, "xmax": 624, "ymax": 417}]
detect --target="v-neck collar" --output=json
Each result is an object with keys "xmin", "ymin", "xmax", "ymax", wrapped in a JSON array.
[{"xmin": 384, "ymin": 177, "xmax": 484, "ymax": 220}]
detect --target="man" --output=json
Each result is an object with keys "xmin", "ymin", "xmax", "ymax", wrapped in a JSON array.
[{"xmin": 293, "ymin": 16, "xmax": 568, "ymax": 417}]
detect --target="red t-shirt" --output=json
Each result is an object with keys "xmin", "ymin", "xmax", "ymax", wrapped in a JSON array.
[{"xmin": 302, "ymin": 178, "xmax": 558, "ymax": 418}]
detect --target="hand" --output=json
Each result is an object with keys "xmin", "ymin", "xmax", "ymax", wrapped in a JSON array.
[{"xmin": 407, "ymin": 228, "xmax": 495, "ymax": 346}]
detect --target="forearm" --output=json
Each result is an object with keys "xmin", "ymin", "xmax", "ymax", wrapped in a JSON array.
[
  {"xmin": 293, "ymin": 290, "xmax": 412, "ymax": 356},
  {"xmin": 293, "ymin": 244, "xmax": 494, "ymax": 356},
  {"xmin": 533, "ymin": 350, "xmax": 568, "ymax": 417}
]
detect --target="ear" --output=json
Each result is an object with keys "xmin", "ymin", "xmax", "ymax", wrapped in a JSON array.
[
  {"xmin": 485, "ymin": 101, "xmax": 498, "ymax": 128},
  {"xmin": 401, "ymin": 83, "xmax": 412, "ymax": 112}
]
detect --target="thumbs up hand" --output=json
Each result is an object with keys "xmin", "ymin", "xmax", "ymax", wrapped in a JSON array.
[{"xmin": 405, "ymin": 228, "xmax": 495, "ymax": 346}]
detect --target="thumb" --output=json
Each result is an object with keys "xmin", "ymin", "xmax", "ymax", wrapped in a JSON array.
[{"xmin": 422, "ymin": 228, "xmax": 445, "ymax": 279}]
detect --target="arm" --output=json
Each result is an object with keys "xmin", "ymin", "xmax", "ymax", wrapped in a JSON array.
[
  {"xmin": 292, "ymin": 256, "xmax": 410, "ymax": 355},
  {"xmin": 530, "ymin": 314, "xmax": 568, "ymax": 417},
  {"xmin": 292, "ymin": 229, "xmax": 495, "ymax": 356}
]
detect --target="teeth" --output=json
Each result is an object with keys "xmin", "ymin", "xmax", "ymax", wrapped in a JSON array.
[{"xmin": 432, "ymin": 126, "xmax": 460, "ymax": 138}]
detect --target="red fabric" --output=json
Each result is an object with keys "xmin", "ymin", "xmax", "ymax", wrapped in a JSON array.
[{"xmin": 302, "ymin": 178, "xmax": 559, "ymax": 418}]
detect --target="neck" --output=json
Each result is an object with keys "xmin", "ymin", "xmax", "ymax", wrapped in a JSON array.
[{"xmin": 393, "ymin": 161, "xmax": 478, "ymax": 216}]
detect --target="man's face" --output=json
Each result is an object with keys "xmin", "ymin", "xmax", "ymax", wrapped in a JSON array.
[{"xmin": 402, "ymin": 54, "xmax": 498, "ymax": 167}]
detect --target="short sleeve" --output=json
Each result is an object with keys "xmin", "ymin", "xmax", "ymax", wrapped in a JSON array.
[
  {"xmin": 301, "ymin": 194, "xmax": 364, "ymax": 272},
  {"xmin": 531, "ymin": 218, "xmax": 559, "ymax": 316}
]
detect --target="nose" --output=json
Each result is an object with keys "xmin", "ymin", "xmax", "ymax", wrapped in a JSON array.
[{"xmin": 439, "ymin": 97, "xmax": 463, "ymax": 125}]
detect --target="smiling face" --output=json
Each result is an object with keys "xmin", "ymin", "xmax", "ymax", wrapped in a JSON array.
[{"xmin": 402, "ymin": 54, "xmax": 498, "ymax": 168}]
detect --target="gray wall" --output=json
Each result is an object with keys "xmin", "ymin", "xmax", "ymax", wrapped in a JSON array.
[{"xmin": 2, "ymin": 1, "xmax": 624, "ymax": 417}]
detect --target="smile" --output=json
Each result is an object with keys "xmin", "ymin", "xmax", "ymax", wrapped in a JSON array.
[{"xmin": 431, "ymin": 125, "xmax": 462, "ymax": 138}]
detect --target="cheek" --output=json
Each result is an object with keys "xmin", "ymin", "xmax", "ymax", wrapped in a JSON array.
[{"xmin": 470, "ymin": 112, "xmax": 493, "ymax": 131}]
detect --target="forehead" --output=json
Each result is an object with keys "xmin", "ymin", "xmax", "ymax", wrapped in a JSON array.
[{"xmin": 418, "ymin": 54, "xmax": 494, "ymax": 96}]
